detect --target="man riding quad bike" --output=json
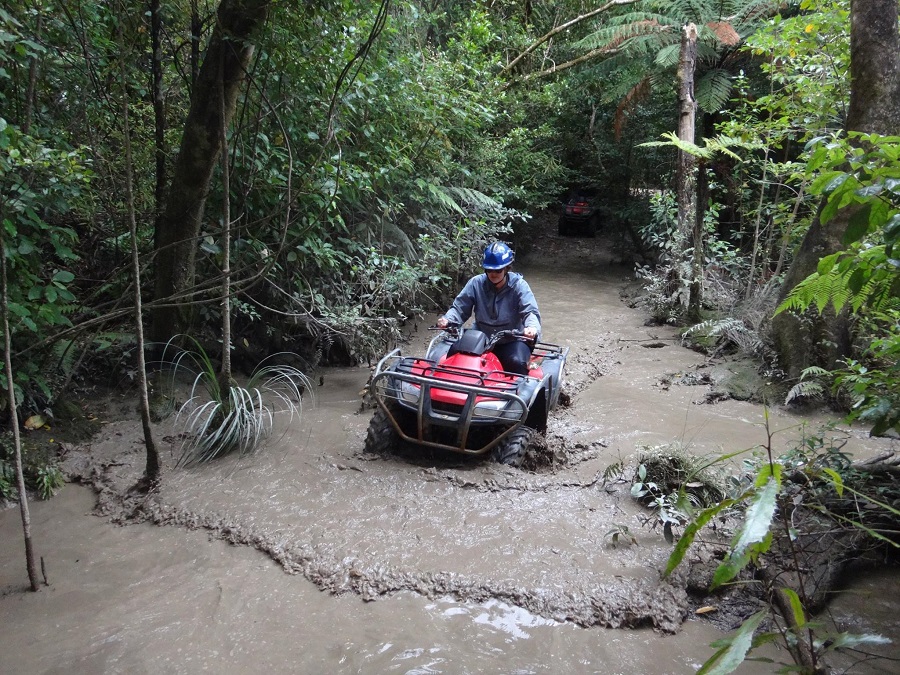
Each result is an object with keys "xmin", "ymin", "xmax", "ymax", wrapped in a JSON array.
[{"xmin": 363, "ymin": 325, "xmax": 568, "ymax": 466}]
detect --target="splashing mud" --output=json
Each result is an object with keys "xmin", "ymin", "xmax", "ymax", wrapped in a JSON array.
[{"xmin": 2, "ymin": 225, "xmax": 898, "ymax": 673}]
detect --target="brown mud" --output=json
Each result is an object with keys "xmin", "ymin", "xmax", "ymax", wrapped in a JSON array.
[{"xmin": 2, "ymin": 221, "xmax": 898, "ymax": 673}]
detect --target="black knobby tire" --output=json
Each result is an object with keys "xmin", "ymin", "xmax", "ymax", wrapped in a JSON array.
[
  {"xmin": 364, "ymin": 405, "xmax": 400, "ymax": 455},
  {"xmin": 557, "ymin": 217, "xmax": 568, "ymax": 237},
  {"xmin": 491, "ymin": 426, "xmax": 536, "ymax": 467}
]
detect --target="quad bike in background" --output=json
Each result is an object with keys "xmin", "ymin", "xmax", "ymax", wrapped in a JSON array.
[
  {"xmin": 558, "ymin": 191, "xmax": 600, "ymax": 237},
  {"xmin": 364, "ymin": 325, "xmax": 568, "ymax": 467}
]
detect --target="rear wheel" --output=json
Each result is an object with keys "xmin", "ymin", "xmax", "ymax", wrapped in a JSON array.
[
  {"xmin": 491, "ymin": 426, "xmax": 536, "ymax": 467},
  {"xmin": 557, "ymin": 217, "xmax": 568, "ymax": 236},
  {"xmin": 364, "ymin": 404, "xmax": 400, "ymax": 455}
]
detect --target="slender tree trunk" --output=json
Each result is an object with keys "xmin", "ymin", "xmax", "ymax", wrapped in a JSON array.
[
  {"xmin": 0, "ymin": 235, "xmax": 40, "ymax": 592},
  {"xmin": 219, "ymin": 50, "xmax": 234, "ymax": 388},
  {"xmin": 771, "ymin": 0, "xmax": 900, "ymax": 379},
  {"xmin": 151, "ymin": 0, "xmax": 270, "ymax": 344},
  {"xmin": 689, "ymin": 158, "xmax": 707, "ymax": 322},
  {"xmin": 22, "ymin": 13, "xmax": 42, "ymax": 134},
  {"xmin": 119, "ymin": 19, "xmax": 161, "ymax": 485},
  {"xmin": 150, "ymin": 0, "xmax": 167, "ymax": 227},
  {"xmin": 676, "ymin": 23, "xmax": 699, "ymax": 320}
]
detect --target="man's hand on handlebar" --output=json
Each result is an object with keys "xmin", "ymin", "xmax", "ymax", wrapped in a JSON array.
[
  {"xmin": 523, "ymin": 326, "xmax": 537, "ymax": 340},
  {"xmin": 436, "ymin": 316, "xmax": 449, "ymax": 329}
]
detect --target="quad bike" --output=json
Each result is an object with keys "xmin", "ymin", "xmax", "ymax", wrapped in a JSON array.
[{"xmin": 364, "ymin": 325, "xmax": 568, "ymax": 467}]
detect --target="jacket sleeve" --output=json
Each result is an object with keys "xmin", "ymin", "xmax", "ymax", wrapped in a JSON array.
[
  {"xmin": 517, "ymin": 279, "xmax": 541, "ymax": 333},
  {"xmin": 443, "ymin": 277, "xmax": 478, "ymax": 326}
]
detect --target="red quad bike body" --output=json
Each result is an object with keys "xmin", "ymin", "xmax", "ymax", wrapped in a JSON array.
[{"xmin": 364, "ymin": 327, "xmax": 568, "ymax": 467}]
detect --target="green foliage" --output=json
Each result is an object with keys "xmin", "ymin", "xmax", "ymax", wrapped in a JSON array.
[
  {"xmin": 0, "ymin": 116, "xmax": 89, "ymax": 410},
  {"xmin": 0, "ymin": 436, "xmax": 64, "ymax": 501},
  {"xmin": 682, "ymin": 318, "xmax": 766, "ymax": 358},
  {"xmin": 571, "ymin": 0, "xmax": 780, "ymax": 119},
  {"xmin": 34, "ymin": 463, "xmax": 64, "ymax": 499},
  {"xmin": 775, "ymin": 133, "xmax": 900, "ymax": 434},
  {"xmin": 0, "ymin": 458, "xmax": 13, "ymax": 499},
  {"xmin": 664, "ymin": 424, "xmax": 895, "ymax": 673},
  {"xmin": 697, "ymin": 610, "xmax": 776, "ymax": 675},
  {"xmin": 743, "ymin": 0, "xmax": 850, "ymax": 139},
  {"xmin": 638, "ymin": 131, "xmax": 746, "ymax": 162},
  {"xmin": 605, "ymin": 523, "xmax": 638, "ymax": 548},
  {"xmin": 630, "ymin": 444, "xmax": 728, "ymax": 543},
  {"xmin": 834, "ymin": 311, "xmax": 900, "ymax": 435},
  {"xmin": 784, "ymin": 365, "xmax": 829, "ymax": 405}
]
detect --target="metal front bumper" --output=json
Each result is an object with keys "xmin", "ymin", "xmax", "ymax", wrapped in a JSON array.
[{"xmin": 369, "ymin": 351, "xmax": 531, "ymax": 455}]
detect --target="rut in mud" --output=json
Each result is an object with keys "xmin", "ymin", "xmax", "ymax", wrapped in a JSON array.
[{"xmin": 52, "ymin": 223, "xmax": 897, "ymax": 644}]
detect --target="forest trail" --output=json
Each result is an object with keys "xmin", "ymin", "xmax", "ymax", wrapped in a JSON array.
[{"xmin": 1, "ymin": 223, "xmax": 897, "ymax": 674}]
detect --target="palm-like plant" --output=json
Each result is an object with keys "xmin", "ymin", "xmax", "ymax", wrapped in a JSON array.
[{"xmin": 164, "ymin": 337, "xmax": 311, "ymax": 467}]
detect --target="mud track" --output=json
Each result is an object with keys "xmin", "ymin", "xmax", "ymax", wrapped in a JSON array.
[{"xmin": 58, "ymin": 223, "xmax": 893, "ymax": 637}]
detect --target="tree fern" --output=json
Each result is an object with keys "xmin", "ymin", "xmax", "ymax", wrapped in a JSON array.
[{"xmin": 696, "ymin": 68, "xmax": 733, "ymax": 113}]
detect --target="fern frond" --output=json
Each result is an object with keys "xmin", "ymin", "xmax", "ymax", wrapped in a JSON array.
[
  {"xmin": 683, "ymin": 317, "xmax": 763, "ymax": 356},
  {"xmin": 696, "ymin": 69, "xmax": 733, "ymax": 114},
  {"xmin": 785, "ymin": 380, "xmax": 825, "ymax": 405},
  {"xmin": 443, "ymin": 186, "xmax": 503, "ymax": 214},
  {"xmin": 575, "ymin": 13, "xmax": 676, "ymax": 52},
  {"xmin": 654, "ymin": 43, "xmax": 680, "ymax": 68}
]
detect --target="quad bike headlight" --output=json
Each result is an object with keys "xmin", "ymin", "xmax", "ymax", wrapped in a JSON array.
[
  {"xmin": 398, "ymin": 379, "xmax": 421, "ymax": 404},
  {"xmin": 473, "ymin": 398, "xmax": 519, "ymax": 421}
]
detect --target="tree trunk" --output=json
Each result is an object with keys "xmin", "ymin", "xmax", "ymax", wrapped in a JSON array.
[
  {"xmin": 689, "ymin": 158, "xmax": 707, "ymax": 323},
  {"xmin": 0, "ymin": 236, "xmax": 40, "ymax": 592},
  {"xmin": 771, "ymin": 0, "xmax": 900, "ymax": 379},
  {"xmin": 119, "ymin": 19, "xmax": 161, "ymax": 486},
  {"xmin": 22, "ymin": 13, "xmax": 42, "ymax": 135},
  {"xmin": 150, "ymin": 0, "xmax": 166, "ymax": 226},
  {"xmin": 150, "ymin": 0, "xmax": 270, "ymax": 344},
  {"xmin": 676, "ymin": 23, "xmax": 699, "ymax": 320}
]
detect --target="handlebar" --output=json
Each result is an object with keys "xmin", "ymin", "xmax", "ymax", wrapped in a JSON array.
[{"xmin": 429, "ymin": 324, "xmax": 534, "ymax": 347}]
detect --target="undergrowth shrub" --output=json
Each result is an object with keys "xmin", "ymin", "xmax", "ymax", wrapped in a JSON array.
[{"xmin": 0, "ymin": 435, "xmax": 65, "ymax": 501}]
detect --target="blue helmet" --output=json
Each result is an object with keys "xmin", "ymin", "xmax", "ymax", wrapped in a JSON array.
[{"xmin": 482, "ymin": 242, "xmax": 514, "ymax": 270}]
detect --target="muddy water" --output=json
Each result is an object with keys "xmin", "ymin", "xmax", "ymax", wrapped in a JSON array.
[{"xmin": 2, "ymin": 232, "xmax": 898, "ymax": 673}]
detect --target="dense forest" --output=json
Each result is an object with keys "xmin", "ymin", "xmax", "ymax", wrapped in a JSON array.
[
  {"xmin": 1, "ymin": 0, "xmax": 897, "ymax": 468},
  {"xmin": 2, "ymin": 1, "xmax": 899, "ymax": 669}
]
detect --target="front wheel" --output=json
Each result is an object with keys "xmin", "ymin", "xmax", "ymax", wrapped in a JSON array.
[
  {"xmin": 364, "ymin": 404, "xmax": 400, "ymax": 455},
  {"xmin": 491, "ymin": 426, "xmax": 536, "ymax": 467}
]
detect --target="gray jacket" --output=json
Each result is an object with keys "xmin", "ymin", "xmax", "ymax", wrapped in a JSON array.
[{"xmin": 443, "ymin": 272, "xmax": 541, "ymax": 339}]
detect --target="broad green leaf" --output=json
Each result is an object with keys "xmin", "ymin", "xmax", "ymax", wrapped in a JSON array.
[
  {"xmin": 780, "ymin": 588, "xmax": 806, "ymax": 629},
  {"xmin": 697, "ymin": 610, "xmax": 767, "ymax": 675},
  {"xmin": 711, "ymin": 549, "xmax": 752, "ymax": 589},
  {"xmin": 843, "ymin": 202, "xmax": 872, "ymax": 245},
  {"xmin": 822, "ymin": 632, "xmax": 892, "ymax": 651},
  {"xmin": 821, "ymin": 468, "xmax": 844, "ymax": 497},
  {"xmin": 816, "ymin": 252, "xmax": 840, "ymax": 275},
  {"xmin": 52, "ymin": 269, "xmax": 75, "ymax": 283},
  {"xmin": 856, "ymin": 183, "xmax": 883, "ymax": 198},
  {"xmin": 734, "ymin": 479, "xmax": 778, "ymax": 555},
  {"xmin": 664, "ymin": 498, "xmax": 736, "ymax": 577},
  {"xmin": 754, "ymin": 462, "xmax": 782, "ymax": 489},
  {"xmin": 809, "ymin": 170, "xmax": 844, "ymax": 194},
  {"xmin": 847, "ymin": 268, "xmax": 866, "ymax": 295}
]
